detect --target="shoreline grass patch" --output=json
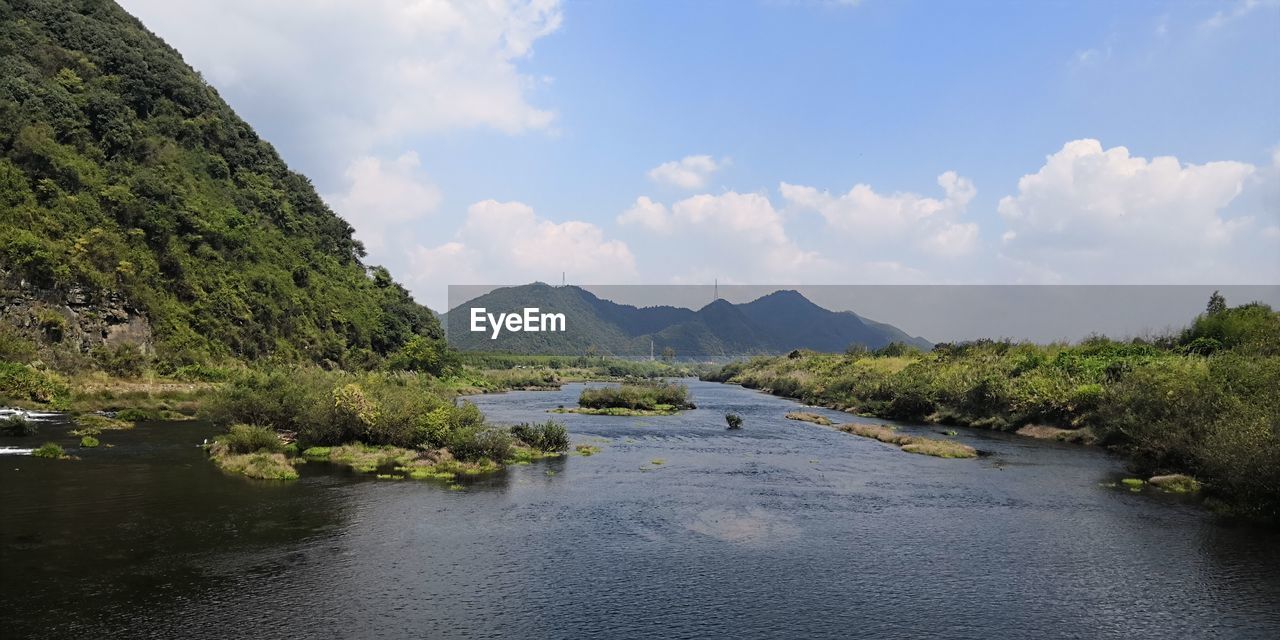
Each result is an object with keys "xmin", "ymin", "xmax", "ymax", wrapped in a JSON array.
[
  {"xmin": 32, "ymin": 442, "xmax": 69, "ymax": 459},
  {"xmin": 837, "ymin": 423, "xmax": 977, "ymax": 459},
  {"xmin": 70, "ymin": 413, "xmax": 133, "ymax": 436},
  {"xmin": 785, "ymin": 411, "xmax": 832, "ymax": 426}
]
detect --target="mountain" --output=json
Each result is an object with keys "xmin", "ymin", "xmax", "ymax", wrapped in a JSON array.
[
  {"xmin": 445, "ymin": 284, "xmax": 931, "ymax": 356},
  {"xmin": 0, "ymin": 0, "xmax": 440, "ymax": 368}
]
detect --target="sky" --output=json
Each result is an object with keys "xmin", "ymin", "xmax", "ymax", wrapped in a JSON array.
[{"xmin": 118, "ymin": 0, "xmax": 1280, "ymax": 311}]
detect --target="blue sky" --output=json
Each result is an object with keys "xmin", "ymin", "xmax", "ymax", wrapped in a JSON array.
[{"xmin": 121, "ymin": 0, "xmax": 1280, "ymax": 309}]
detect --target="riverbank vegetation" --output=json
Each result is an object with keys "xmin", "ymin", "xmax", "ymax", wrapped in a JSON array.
[
  {"xmin": 785, "ymin": 411, "xmax": 832, "ymax": 426},
  {"xmin": 557, "ymin": 381, "xmax": 696, "ymax": 416},
  {"xmin": 839, "ymin": 423, "xmax": 977, "ymax": 459},
  {"xmin": 199, "ymin": 372, "xmax": 576, "ymax": 480},
  {"xmin": 706, "ymin": 295, "xmax": 1280, "ymax": 521}
]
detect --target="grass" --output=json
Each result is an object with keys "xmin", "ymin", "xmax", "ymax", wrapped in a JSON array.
[
  {"xmin": 577, "ymin": 382, "xmax": 694, "ymax": 412},
  {"xmin": 552, "ymin": 405, "xmax": 683, "ymax": 416},
  {"xmin": 80, "ymin": 435, "xmax": 99, "ymax": 448},
  {"xmin": 574, "ymin": 444, "xmax": 601, "ymax": 456},
  {"xmin": 785, "ymin": 411, "xmax": 832, "ymax": 426},
  {"xmin": 510, "ymin": 420, "xmax": 570, "ymax": 452},
  {"xmin": 837, "ymin": 423, "xmax": 977, "ymax": 459},
  {"xmin": 69, "ymin": 413, "xmax": 134, "ymax": 436},
  {"xmin": 705, "ymin": 300, "xmax": 1280, "ymax": 522},
  {"xmin": 32, "ymin": 442, "xmax": 68, "ymax": 459},
  {"xmin": 205, "ymin": 425, "xmax": 296, "ymax": 479},
  {"xmin": 326, "ymin": 443, "xmax": 418, "ymax": 473},
  {"xmin": 211, "ymin": 452, "xmax": 299, "ymax": 480},
  {"xmin": 0, "ymin": 414, "xmax": 37, "ymax": 436},
  {"xmin": 1148, "ymin": 474, "xmax": 1201, "ymax": 493}
]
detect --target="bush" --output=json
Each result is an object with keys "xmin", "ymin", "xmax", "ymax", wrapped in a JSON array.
[
  {"xmin": 578, "ymin": 382, "xmax": 693, "ymax": 411},
  {"xmin": 0, "ymin": 326, "xmax": 38, "ymax": 363},
  {"xmin": 0, "ymin": 362, "xmax": 70, "ymax": 404},
  {"xmin": 387, "ymin": 336, "xmax": 460, "ymax": 377},
  {"xmin": 80, "ymin": 435, "xmax": 100, "ymax": 448},
  {"xmin": 725, "ymin": 413, "xmax": 743, "ymax": 429},
  {"xmin": 446, "ymin": 426, "xmax": 514, "ymax": 462},
  {"xmin": 1, "ymin": 415, "xmax": 37, "ymax": 436},
  {"xmin": 91, "ymin": 343, "xmax": 148, "ymax": 377},
  {"xmin": 511, "ymin": 420, "xmax": 569, "ymax": 452},
  {"xmin": 32, "ymin": 442, "xmax": 66, "ymax": 459},
  {"xmin": 36, "ymin": 309, "xmax": 68, "ymax": 342},
  {"xmin": 217, "ymin": 424, "xmax": 283, "ymax": 454}
]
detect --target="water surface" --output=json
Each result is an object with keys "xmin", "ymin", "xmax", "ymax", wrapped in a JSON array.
[{"xmin": 2, "ymin": 380, "xmax": 1278, "ymax": 638}]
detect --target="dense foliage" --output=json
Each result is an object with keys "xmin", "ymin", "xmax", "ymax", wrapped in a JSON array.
[
  {"xmin": 706, "ymin": 297, "xmax": 1280, "ymax": 521},
  {"xmin": 0, "ymin": 0, "xmax": 441, "ymax": 368},
  {"xmin": 578, "ymin": 381, "xmax": 694, "ymax": 411}
]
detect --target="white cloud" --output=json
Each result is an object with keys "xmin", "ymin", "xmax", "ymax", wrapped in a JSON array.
[
  {"xmin": 780, "ymin": 171, "xmax": 980, "ymax": 256},
  {"xmin": 1201, "ymin": 0, "xmax": 1276, "ymax": 30},
  {"xmin": 119, "ymin": 0, "xmax": 562, "ymax": 173},
  {"xmin": 996, "ymin": 139, "xmax": 1268, "ymax": 282},
  {"xmin": 621, "ymin": 191, "xmax": 832, "ymax": 281},
  {"xmin": 323, "ymin": 152, "xmax": 442, "ymax": 255},
  {"xmin": 617, "ymin": 196, "xmax": 672, "ymax": 233},
  {"xmin": 647, "ymin": 155, "xmax": 725, "ymax": 189},
  {"xmin": 406, "ymin": 200, "xmax": 636, "ymax": 304}
]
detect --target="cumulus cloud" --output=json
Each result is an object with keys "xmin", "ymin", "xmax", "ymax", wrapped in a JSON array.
[
  {"xmin": 619, "ymin": 191, "xmax": 832, "ymax": 281},
  {"xmin": 119, "ymin": 0, "xmax": 562, "ymax": 177},
  {"xmin": 323, "ymin": 151, "xmax": 442, "ymax": 255},
  {"xmin": 647, "ymin": 155, "xmax": 725, "ymax": 189},
  {"xmin": 996, "ymin": 139, "xmax": 1269, "ymax": 282},
  {"xmin": 780, "ymin": 171, "xmax": 980, "ymax": 256},
  {"xmin": 617, "ymin": 196, "xmax": 672, "ymax": 233},
  {"xmin": 406, "ymin": 200, "xmax": 636, "ymax": 303}
]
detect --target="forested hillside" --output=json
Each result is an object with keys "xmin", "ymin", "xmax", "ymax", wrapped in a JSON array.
[{"xmin": 0, "ymin": 0, "xmax": 440, "ymax": 369}]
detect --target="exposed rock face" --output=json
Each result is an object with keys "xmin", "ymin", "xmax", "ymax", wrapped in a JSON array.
[{"xmin": 0, "ymin": 272, "xmax": 152, "ymax": 354}]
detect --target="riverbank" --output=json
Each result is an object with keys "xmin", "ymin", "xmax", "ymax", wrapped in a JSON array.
[{"xmin": 703, "ymin": 303, "xmax": 1280, "ymax": 523}]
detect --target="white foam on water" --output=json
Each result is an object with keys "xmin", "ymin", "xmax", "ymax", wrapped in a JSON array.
[{"xmin": 0, "ymin": 447, "xmax": 36, "ymax": 456}]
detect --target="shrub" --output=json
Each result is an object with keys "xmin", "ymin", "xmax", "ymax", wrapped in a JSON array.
[
  {"xmin": 387, "ymin": 336, "xmax": 460, "ymax": 377},
  {"xmin": 0, "ymin": 362, "xmax": 70, "ymax": 404},
  {"xmin": 511, "ymin": 420, "xmax": 570, "ymax": 452},
  {"xmin": 725, "ymin": 413, "xmax": 744, "ymax": 429},
  {"xmin": 115, "ymin": 408, "xmax": 154, "ymax": 422},
  {"xmin": 91, "ymin": 343, "xmax": 148, "ymax": 377},
  {"xmin": 80, "ymin": 435, "xmax": 99, "ymax": 448},
  {"xmin": 1, "ymin": 415, "xmax": 37, "ymax": 436},
  {"xmin": 217, "ymin": 424, "xmax": 283, "ymax": 454},
  {"xmin": 447, "ymin": 426, "xmax": 514, "ymax": 462},
  {"xmin": 32, "ymin": 442, "xmax": 66, "ymax": 459},
  {"xmin": 0, "ymin": 326, "xmax": 38, "ymax": 363},
  {"xmin": 36, "ymin": 309, "xmax": 68, "ymax": 342},
  {"xmin": 578, "ymin": 382, "xmax": 693, "ymax": 411}
]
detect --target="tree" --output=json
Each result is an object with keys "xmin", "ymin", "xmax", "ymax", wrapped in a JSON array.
[
  {"xmin": 661, "ymin": 346, "xmax": 676, "ymax": 362},
  {"xmin": 1207, "ymin": 290, "xmax": 1227, "ymax": 315}
]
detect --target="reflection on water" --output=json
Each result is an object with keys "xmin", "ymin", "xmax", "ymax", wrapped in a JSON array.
[{"xmin": 2, "ymin": 380, "xmax": 1278, "ymax": 639}]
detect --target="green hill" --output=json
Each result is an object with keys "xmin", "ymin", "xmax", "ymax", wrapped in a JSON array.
[{"xmin": 0, "ymin": 0, "xmax": 440, "ymax": 369}]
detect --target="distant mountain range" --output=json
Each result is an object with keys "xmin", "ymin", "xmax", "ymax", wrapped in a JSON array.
[{"xmin": 445, "ymin": 284, "xmax": 931, "ymax": 357}]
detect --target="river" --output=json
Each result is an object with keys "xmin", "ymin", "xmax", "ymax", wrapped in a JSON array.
[{"xmin": 2, "ymin": 379, "xmax": 1278, "ymax": 638}]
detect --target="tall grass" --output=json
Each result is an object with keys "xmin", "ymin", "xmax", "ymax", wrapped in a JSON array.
[
  {"xmin": 578, "ymin": 382, "xmax": 693, "ymax": 411},
  {"xmin": 706, "ymin": 299, "xmax": 1280, "ymax": 521}
]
